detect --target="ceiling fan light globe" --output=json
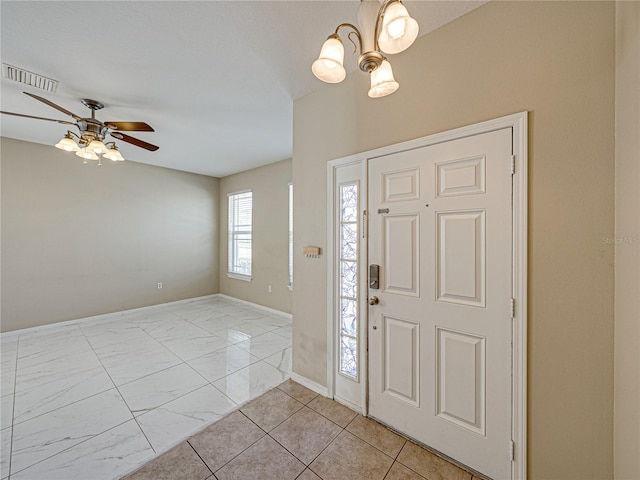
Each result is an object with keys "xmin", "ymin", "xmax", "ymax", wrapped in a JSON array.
[
  {"xmin": 103, "ymin": 146, "xmax": 125, "ymax": 162},
  {"xmin": 87, "ymin": 140, "xmax": 108, "ymax": 155},
  {"xmin": 368, "ymin": 60, "xmax": 399, "ymax": 98},
  {"xmin": 54, "ymin": 136, "xmax": 79, "ymax": 152},
  {"xmin": 312, "ymin": 37, "xmax": 346, "ymax": 83},
  {"xmin": 378, "ymin": 2, "xmax": 419, "ymax": 54},
  {"xmin": 76, "ymin": 148, "xmax": 99, "ymax": 160}
]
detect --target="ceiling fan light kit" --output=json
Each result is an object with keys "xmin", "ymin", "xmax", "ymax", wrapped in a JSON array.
[
  {"xmin": 311, "ymin": 0, "xmax": 419, "ymax": 98},
  {"xmin": 0, "ymin": 92, "xmax": 158, "ymax": 166}
]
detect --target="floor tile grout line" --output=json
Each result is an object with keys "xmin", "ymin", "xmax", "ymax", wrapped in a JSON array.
[
  {"xmin": 275, "ymin": 384, "xmax": 319, "ymax": 406},
  {"xmin": 185, "ymin": 440, "xmax": 215, "ymax": 477},
  {"xmin": 236, "ymin": 409, "xmax": 320, "ymax": 472},
  {"xmin": 83, "ymin": 333, "xmax": 157, "ymax": 456},
  {"xmin": 7, "ymin": 335, "xmax": 21, "ymax": 478},
  {"xmin": 8, "ymin": 417, "xmax": 135, "ymax": 478},
  {"xmin": 343, "ymin": 417, "xmax": 407, "ymax": 461},
  {"xmin": 207, "ymin": 382, "xmax": 240, "ymax": 411},
  {"xmin": 96, "ymin": 323, "xmax": 220, "ymax": 388},
  {"xmin": 86, "ymin": 311, "xmax": 236, "ymax": 388},
  {"xmin": 132, "ymin": 311, "xmax": 266, "ymax": 368},
  {"xmin": 305, "ymin": 403, "xmax": 354, "ymax": 430},
  {"xmin": 128, "ymin": 381, "xmax": 217, "ymax": 420},
  {"xmin": 11, "ymin": 384, "xmax": 117, "ymax": 429},
  {"xmin": 380, "ymin": 458, "xmax": 397, "ymax": 480},
  {"xmin": 103, "ymin": 304, "xmax": 255, "ymax": 456},
  {"xmin": 267, "ymin": 417, "xmax": 343, "ymax": 470},
  {"xmin": 190, "ymin": 410, "xmax": 268, "ymax": 476},
  {"xmin": 121, "ymin": 304, "xmax": 264, "ymax": 458},
  {"xmin": 250, "ymin": 387, "xmax": 349, "ymax": 473},
  {"xmin": 115, "ymin": 359, "xmax": 196, "ymax": 389}
]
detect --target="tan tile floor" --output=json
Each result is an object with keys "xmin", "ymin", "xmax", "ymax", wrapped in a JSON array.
[{"xmin": 125, "ymin": 380, "xmax": 479, "ymax": 480}]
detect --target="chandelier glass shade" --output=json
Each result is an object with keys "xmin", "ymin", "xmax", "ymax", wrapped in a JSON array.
[
  {"xmin": 76, "ymin": 148, "xmax": 99, "ymax": 161},
  {"xmin": 311, "ymin": 0, "xmax": 419, "ymax": 98},
  {"xmin": 368, "ymin": 59, "xmax": 399, "ymax": 98},
  {"xmin": 312, "ymin": 36, "xmax": 347, "ymax": 84},
  {"xmin": 87, "ymin": 139, "xmax": 108, "ymax": 155},
  {"xmin": 377, "ymin": 2, "xmax": 419, "ymax": 54},
  {"xmin": 54, "ymin": 133, "xmax": 80, "ymax": 152},
  {"xmin": 103, "ymin": 144, "xmax": 125, "ymax": 162}
]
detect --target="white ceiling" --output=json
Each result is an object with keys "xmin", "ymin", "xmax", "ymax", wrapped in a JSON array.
[{"xmin": 1, "ymin": 1, "xmax": 486, "ymax": 177}]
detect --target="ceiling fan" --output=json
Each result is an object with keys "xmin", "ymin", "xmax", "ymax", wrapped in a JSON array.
[{"xmin": 0, "ymin": 91, "xmax": 158, "ymax": 165}]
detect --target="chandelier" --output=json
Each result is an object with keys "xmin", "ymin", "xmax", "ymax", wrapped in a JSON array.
[{"xmin": 312, "ymin": 0, "xmax": 419, "ymax": 98}]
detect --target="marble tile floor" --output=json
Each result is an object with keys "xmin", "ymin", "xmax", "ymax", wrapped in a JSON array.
[
  {"xmin": 0, "ymin": 296, "xmax": 292, "ymax": 480},
  {"xmin": 126, "ymin": 379, "xmax": 480, "ymax": 480}
]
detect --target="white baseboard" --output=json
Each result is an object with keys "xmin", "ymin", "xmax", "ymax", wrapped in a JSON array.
[
  {"xmin": 1, "ymin": 294, "xmax": 220, "ymax": 338},
  {"xmin": 290, "ymin": 371, "xmax": 329, "ymax": 397},
  {"xmin": 217, "ymin": 294, "xmax": 292, "ymax": 320}
]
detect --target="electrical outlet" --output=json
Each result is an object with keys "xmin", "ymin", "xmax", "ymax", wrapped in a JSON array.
[
  {"xmin": 268, "ymin": 285, "xmax": 272, "ymax": 293},
  {"xmin": 157, "ymin": 282, "xmax": 163, "ymax": 289}
]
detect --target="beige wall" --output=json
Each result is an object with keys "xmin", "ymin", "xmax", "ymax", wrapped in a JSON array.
[
  {"xmin": 292, "ymin": 2, "xmax": 615, "ymax": 479},
  {"xmin": 1, "ymin": 137, "xmax": 219, "ymax": 332},
  {"xmin": 218, "ymin": 158, "xmax": 292, "ymax": 314},
  {"xmin": 614, "ymin": 2, "xmax": 640, "ymax": 479}
]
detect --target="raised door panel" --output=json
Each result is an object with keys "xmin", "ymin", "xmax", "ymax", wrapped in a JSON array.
[
  {"xmin": 383, "ymin": 316, "xmax": 419, "ymax": 406},
  {"xmin": 383, "ymin": 168, "xmax": 420, "ymax": 203},
  {"xmin": 383, "ymin": 215, "xmax": 419, "ymax": 296},
  {"xmin": 436, "ymin": 210, "xmax": 485, "ymax": 307},
  {"xmin": 436, "ymin": 328, "xmax": 486, "ymax": 436},
  {"xmin": 436, "ymin": 156, "xmax": 486, "ymax": 198}
]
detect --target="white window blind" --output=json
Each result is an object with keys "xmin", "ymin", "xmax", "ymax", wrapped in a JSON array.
[
  {"xmin": 288, "ymin": 183, "xmax": 294, "ymax": 288},
  {"xmin": 228, "ymin": 191, "xmax": 252, "ymax": 277}
]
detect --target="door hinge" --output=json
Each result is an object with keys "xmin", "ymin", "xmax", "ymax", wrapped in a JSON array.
[
  {"xmin": 510, "ymin": 297, "xmax": 516, "ymax": 318},
  {"xmin": 510, "ymin": 440, "xmax": 515, "ymax": 461},
  {"xmin": 510, "ymin": 155, "xmax": 516, "ymax": 175}
]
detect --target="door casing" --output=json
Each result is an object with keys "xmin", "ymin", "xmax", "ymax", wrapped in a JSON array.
[{"xmin": 326, "ymin": 111, "xmax": 528, "ymax": 479}]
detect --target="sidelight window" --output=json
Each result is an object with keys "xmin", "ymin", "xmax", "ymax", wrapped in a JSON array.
[{"xmin": 338, "ymin": 183, "xmax": 359, "ymax": 378}]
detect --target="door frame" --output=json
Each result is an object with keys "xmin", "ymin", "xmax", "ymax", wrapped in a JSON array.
[{"xmin": 327, "ymin": 111, "xmax": 527, "ymax": 479}]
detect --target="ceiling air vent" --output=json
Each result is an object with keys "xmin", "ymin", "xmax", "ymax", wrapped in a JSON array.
[{"xmin": 2, "ymin": 64, "xmax": 58, "ymax": 93}]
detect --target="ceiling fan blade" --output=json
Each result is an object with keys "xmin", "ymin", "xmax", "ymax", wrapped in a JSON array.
[
  {"xmin": 0, "ymin": 110, "xmax": 76, "ymax": 125},
  {"xmin": 110, "ymin": 132, "xmax": 159, "ymax": 151},
  {"xmin": 24, "ymin": 91, "xmax": 83, "ymax": 121},
  {"xmin": 105, "ymin": 121, "xmax": 154, "ymax": 132}
]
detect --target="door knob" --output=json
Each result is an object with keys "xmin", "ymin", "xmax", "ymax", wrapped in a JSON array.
[{"xmin": 368, "ymin": 296, "xmax": 379, "ymax": 305}]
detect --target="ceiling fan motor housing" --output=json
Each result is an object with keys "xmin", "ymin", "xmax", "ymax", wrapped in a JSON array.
[
  {"xmin": 76, "ymin": 118, "xmax": 108, "ymax": 144},
  {"xmin": 80, "ymin": 99, "xmax": 104, "ymax": 111}
]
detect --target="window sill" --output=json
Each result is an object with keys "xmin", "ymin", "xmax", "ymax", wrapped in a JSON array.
[{"xmin": 227, "ymin": 273, "xmax": 252, "ymax": 282}]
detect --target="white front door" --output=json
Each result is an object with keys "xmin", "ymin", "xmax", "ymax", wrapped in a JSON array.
[{"xmin": 368, "ymin": 128, "xmax": 513, "ymax": 479}]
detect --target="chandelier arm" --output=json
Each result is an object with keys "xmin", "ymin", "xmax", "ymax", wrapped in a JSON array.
[
  {"xmin": 347, "ymin": 32, "xmax": 360, "ymax": 55},
  {"xmin": 67, "ymin": 130, "xmax": 81, "ymax": 140},
  {"xmin": 373, "ymin": 0, "xmax": 400, "ymax": 52},
  {"xmin": 334, "ymin": 23, "xmax": 363, "ymax": 56}
]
